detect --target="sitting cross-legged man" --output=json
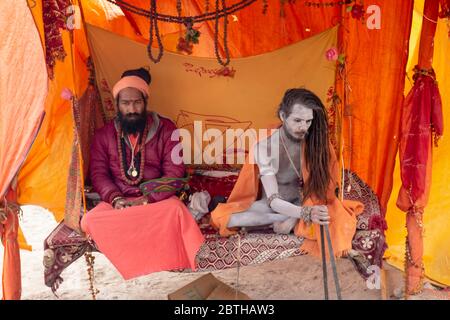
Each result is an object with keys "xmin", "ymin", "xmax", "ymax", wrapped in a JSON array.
[
  {"xmin": 211, "ymin": 88, "xmax": 365, "ymax": 259},
  {"xmin": 81, "ymin": 68, "xmax": 204, "ymax": 279}
]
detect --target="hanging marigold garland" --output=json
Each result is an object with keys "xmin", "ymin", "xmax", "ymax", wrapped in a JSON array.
[
  {"xmin": 107, "ymin": 0, "xmax": 257, "ymax": 66},
  {"xmin": 42, "ymin": 0, "xmax": 72, "ymax": 79},
  {"xmin": 304, "ymin": 0, "xmax": 354, "ymax": 7},
  {"xmin": 177, "ymin": 18, "xmax": 201, "ymax": 55}
]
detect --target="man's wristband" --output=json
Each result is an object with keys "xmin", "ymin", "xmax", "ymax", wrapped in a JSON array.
[
  {"xmin": 299, "ymin": 206, "xmax": 313, "ymax": 224},
  {"xmin": 267, "ymin": 193, "xmax": 283, "ymax": 209},
  {"xmin": 111, "ymin": 196, "xmax": 124, "ymax": 207}
]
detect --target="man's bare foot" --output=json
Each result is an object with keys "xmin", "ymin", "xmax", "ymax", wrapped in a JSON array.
[{"xmin": 273, "ymin": 218, "xmax": 298, "ymax": 234}]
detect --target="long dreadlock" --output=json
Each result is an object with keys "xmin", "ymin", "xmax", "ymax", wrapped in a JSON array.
[{"xmin": 277, "ymin": 88, "xmax": 331, "ymax": 202}]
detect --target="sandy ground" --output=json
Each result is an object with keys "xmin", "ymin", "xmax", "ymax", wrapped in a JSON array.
[{"xmin": 1, "ymin": 205, "xmax": 448, "ymax": 300}]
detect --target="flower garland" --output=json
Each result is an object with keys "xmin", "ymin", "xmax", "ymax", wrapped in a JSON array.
[
  {"xmin": 42, "ymin": 0, "xmax": 71, "ymax": 79},
  {"xmin": 177, "ymin": 18, "xmax": 201, "ymax": 55},
  {"xmin": 304, "ymin": 0, "xmax": 354, "ymax": 7},
  {"xmin": 106, "ymin": 0, "xmax": 257, "ymax": 66}
]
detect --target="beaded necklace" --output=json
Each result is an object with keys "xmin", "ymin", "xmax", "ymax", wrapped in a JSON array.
[{"xmin": 116, "ymin": 122, "xmax": 149, "ymax": 185}]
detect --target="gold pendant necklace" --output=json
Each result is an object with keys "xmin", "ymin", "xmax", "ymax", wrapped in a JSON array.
[
  {"xmin": 128, "ymin": 166, "xmax": 138, "ymax": 177},
  {"xmin": 127, "ymin": 133, "xmax": 140, "ymax": 178}
]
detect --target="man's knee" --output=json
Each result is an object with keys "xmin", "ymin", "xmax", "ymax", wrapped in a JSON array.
[
  {"xmin": 80, "ymin": 213, "xmax": 92, "ymax": 233},
  {"xmin": 155, "ymin": 197, "xmax": 191, "ymax": 219}
]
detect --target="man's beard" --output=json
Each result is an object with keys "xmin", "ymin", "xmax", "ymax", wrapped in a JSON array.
[
  {"xmin": 282, "ymin": 124, "xmax": 306, "ymax": 143},
  {"xmin": 118, "ymin": 109, "xmax": 147, "ymax": 134}
]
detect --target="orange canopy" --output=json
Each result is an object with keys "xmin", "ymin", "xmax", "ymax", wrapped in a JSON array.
[{"xmin": 0, "ymin": 0, "xmax": 447, "ymax": 292}]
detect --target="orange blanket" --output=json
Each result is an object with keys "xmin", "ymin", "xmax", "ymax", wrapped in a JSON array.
[
  {"xmin": 81, "ymin": 197, "xmax": 204, "ymax": 279},
  {"xmin": 1, "ymin": 204, "xmax": 21, "ymax": 300},
  {"xmin": 1, "ymin": 187, "xmax": 28, "ymax": 300},
  {"xmin": 211, "ymin": 139, "xmax": 364, "ymax": 258}
]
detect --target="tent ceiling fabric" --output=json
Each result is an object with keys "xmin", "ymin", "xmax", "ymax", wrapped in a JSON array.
[{"xmin": 81, "ymin": 0, "xmax": 340, "ymax": 57}]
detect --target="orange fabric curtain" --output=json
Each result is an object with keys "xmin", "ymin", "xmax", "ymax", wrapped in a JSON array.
[
  {"xmin": 339, "ymin": 0, "xmax": 414, "ymax": 212},
  {"xmin": 397, "ymin": 0, "xmax": 442, "ymax": 211},
  {"xmin": 1, "ymin": 188, "xmax": 21, "ymax": 300},
  {"xmin": 0, "ymin": 0, "xmax": 47, "ymax": 299},
  {"xmin": 0, "ymin": 2, "xmax": 48, "ymax": 200},
  {"xmin": 396, "ymin": 0, "xmax": 442, "ymax": 294},
  {"xmin": 18, "ymin": 0, "xmax": 90, "ymax": 221},
  {"xmin": 385, "ymin": 2, "xmax": 450, "ymax": 286}
]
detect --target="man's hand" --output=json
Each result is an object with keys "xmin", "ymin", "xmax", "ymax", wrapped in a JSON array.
[
  {"xmin": 125, "ymin": 196, "xmax": 148, "ymax": 207},
  {"xmin": 113, "ymin": 197, "xmax": 127, "ymax": 210},
  {"xmin": 113, "ymin": 196, "xmax": 148, "ymax": 210},
  {"xmin": 311, "ymin": 205, "xmax": 330, "ymax": 225}
]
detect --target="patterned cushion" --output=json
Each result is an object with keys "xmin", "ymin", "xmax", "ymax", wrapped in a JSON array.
[
  {"xmin": 43, "ymin": 222, "xmax": 97, "ymax": 294},
  {"xmin": 343, "ymin": 170, "xmax": 387, "ymax": 232},
  {"xmin": 193, "ymin": 225, "xmax": 304, "ymax": 272}
]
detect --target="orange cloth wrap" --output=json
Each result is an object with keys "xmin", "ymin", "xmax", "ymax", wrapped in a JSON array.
[
  {"xmin": 112, "ymin": 75, "xmax": 149, "ymax": 99},
  {"xmin": 211, "ymin": 134, "xmax": 364, "ymax": 258}
]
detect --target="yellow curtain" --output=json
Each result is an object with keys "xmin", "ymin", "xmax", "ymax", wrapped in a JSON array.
[{"xmin": 385, "ymin": 0, "xmax": 450, "ymax": 286}]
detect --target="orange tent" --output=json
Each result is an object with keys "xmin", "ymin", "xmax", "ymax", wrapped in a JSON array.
[{"xmin": 1, "ymin": 0, "xmax": 449, "ymax": 299}]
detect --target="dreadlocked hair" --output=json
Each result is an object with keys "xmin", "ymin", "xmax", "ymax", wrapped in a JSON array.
[{"xmin": 278, "ymin": 88, "xmax": 331, "ymax": 202}]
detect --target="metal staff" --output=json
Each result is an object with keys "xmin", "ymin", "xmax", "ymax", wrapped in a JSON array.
[
  {"xmin": 320, "ymin": 224, "xmax": 342, "ymax": 300},
  {"xmin": 320, "ymin": 224, "xmax": 329, "ymax": 299}
]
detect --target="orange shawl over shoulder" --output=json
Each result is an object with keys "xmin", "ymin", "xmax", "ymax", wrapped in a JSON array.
[{"xmin": 211, "ymin": 135, "xmax": 364, "ymax": 258}]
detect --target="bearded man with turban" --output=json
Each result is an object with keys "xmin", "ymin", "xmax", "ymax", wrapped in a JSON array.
[{"xmin": 81, "ymin": 68, "xmax": 204, "ymax": 279}]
